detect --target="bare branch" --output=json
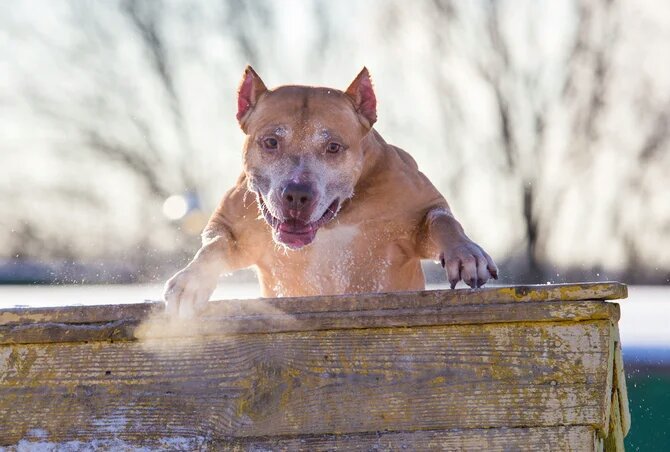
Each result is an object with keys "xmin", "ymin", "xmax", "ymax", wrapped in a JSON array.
[{"xmin": 84, "ymin": 130, "xmax": 170, "ymax": 199}]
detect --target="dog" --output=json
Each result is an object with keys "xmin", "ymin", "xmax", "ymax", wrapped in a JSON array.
[{"xmin": 164, "ymin": 67, "xmax": 498, "ymax": 315}]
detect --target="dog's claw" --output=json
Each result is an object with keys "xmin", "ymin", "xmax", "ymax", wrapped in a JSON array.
[{"xmin": 441, "ymin": 239, "xmax": 498, "ymax": 291}]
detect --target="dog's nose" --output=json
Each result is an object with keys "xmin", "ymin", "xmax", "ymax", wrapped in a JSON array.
[{"xmin": 282, "ymin": 182, "xmax": 313, "ymax": 209}]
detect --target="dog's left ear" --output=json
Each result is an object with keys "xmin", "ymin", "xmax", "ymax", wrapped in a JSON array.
[
  {"xmin": 237, "ymin": 66, "xmax": 268, "ymax": 129},
  {"xmin": 345, "ymin": 67, "xmax": 377, "ymax": 128}
]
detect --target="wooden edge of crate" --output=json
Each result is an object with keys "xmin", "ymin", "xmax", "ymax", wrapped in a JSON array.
[
  {"xmin": 602, "ymin": 388, "xmax": 625, "ymax": 451},
  {"xmin": 0, "ymin": 280, "xmax": 625, "ymax": 325},
  {"xmin": 0, "ymin": 299, "xmax": 621, "ymax": 345},
  {"xmin": 0, "ymin": 282, "xmax": 626, "ymax": 327},
  {"xmin": 598, "ymin": 321, "xmax": 630, "ymax": 451},
  {"xmin": 613, "ymin": 326, "xmax": 631, "ymax": 435}
]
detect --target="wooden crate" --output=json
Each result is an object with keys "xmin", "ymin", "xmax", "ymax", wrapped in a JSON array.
[{"xmin": 0, "ymin": 282, "xmax": 629, "ymax": 451}]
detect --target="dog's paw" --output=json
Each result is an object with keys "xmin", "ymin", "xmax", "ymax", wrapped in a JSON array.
[
  {"xmin": 440, "ymin": 239, "xmax": 498, "ymax": 289},
  {"xmin": 163, "ymin": 265, "xmax": 218, "ymax": 317}
]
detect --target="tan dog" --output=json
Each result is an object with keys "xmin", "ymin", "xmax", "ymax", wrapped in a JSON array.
[{"xmin": 164, "ymin": 67, "xmax": 498, "ymax": 315}]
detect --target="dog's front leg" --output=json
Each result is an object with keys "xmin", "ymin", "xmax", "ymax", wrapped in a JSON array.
[
  {"xmin": 163, "ymin": 231, "xmax": 232, "ymax": 317},
  {"xmin": 422, "ymin": 207, "xmax": 498, "ymax": 289}
]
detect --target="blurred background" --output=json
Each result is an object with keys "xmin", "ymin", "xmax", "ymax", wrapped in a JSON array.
[{"xmin": 1, "ymin": 0, "xmax": 668, "ymax": 448}]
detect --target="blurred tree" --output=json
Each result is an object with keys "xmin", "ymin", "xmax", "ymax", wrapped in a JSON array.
[
  {"xmin": 422, "ymin": 0, "xmax": 670, "ymax": 282},
  {"xmin": 0, "ymin": 0, "xmax": 668, "ymax": 283}
]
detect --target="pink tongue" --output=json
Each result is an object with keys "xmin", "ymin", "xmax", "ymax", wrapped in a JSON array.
[{"xmin": 278, "ymin": 219, "xmax": 312, "ymax": 234}]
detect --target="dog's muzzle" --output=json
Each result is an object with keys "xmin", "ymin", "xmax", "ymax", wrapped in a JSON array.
[{"xmin": 258, "ymin": 195, "xmax": 340, "ymax": 249}]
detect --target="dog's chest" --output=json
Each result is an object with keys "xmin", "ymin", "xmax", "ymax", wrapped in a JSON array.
[
  {"xmin": 307, "ymin": 225, "xmax": 362, "ymax": 292},
  {"xmin": 312, "ymin": 224, "xmax": 361, "ymax": 253},
  {"xmin": 260, "ymin": 221, "xmax": 417, "ymax": 296}
]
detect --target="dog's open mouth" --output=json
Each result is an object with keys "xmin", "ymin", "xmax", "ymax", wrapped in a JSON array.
[{"xmin": 258, "ymin": 197, "xmax": 340, "ymax": 249}]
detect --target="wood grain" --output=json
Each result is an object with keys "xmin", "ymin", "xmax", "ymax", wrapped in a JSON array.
[
  {"xmin": 603, "ymin": 389, "xmax": 625, "ymax": 451},
  {"xmin": 220, "ymin": 426, "xmax": 598, "ymax": 451},
  {"xmin": 7, "ymin": 426, "xmax": 598, "ymax": 451},
  {"xmin": 1, "ymin": 321, "xmax": 612, "ymax": 445},
  {"xmin": 0, "ymin": 282, "xmax": 626, "ymax": 327},
  {"xmin": 612, "ymin": 325, "xmax": 631, "ymax": 436},
  {"xmin": 0, "ymin": 283, "xmax": 629, "ymax": 449},
  {"xmin": 0, "ymin": 302, "xmax": 158, "ymax": 327},
  {"xmin": 0, "ymin": 300, "xmax": 620, "ymax": 345}
]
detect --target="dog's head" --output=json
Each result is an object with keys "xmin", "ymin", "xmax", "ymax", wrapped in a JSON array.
[{"xmin": 236, "ymin": 67, "xmax": 377, "ymax": 249}]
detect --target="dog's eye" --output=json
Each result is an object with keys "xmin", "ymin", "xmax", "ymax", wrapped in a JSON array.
[
  {"xmin": 326, "ymin": 142, "xmax": 343, "ymax": 154},
  {"xmin": 262, "ymin": 137, "xmax": 279, "ymax": 150}
]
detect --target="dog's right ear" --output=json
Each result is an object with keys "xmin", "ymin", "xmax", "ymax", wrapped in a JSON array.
[{"xmin": 237, "ymin": 66, "xmax": 268, "ymax": 130}]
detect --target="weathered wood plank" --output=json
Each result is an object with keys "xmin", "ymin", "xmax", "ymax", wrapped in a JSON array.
[
  {"xmin": 603, "ymin": 389, "xmax": 625, "ymax": 451},
  {"xmin": 6, "ymin": 426, "xmax": 598, "ymax": 451},
  {"xmin": 600, "ymin": 323, "xmax": 616, "ymax": 437},
  {"xmin": 0, "ymin": 282, "xmax": 626, "ymax": 327},
  {"xmin": 0, "ymin": 321, "xmax": 612, "ymax": 444},
  {"xmin": 220, "ymin": 426, "xmax": 598, "ymax": 451},
  {"xmin": 612, "ymin": 325, "xmax": 631, "ymax": 436},
  {"xmin": 0, "ymin": 300, "xmax": 620, "ymax": 345},
  {"xmin": 0, "ymin": 319, "xmax": 140, "ymax": 345},
  {"xmin": 0, "ymin": 302, "xmax": 158, "ymax": 327}
]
